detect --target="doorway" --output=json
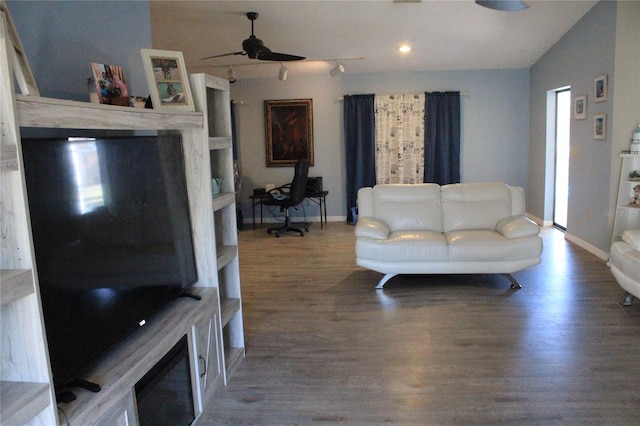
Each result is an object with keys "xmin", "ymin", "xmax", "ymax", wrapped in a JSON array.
[{"xmin": 553, "ymin": 88, "xmax": 571, "ymax": 230}]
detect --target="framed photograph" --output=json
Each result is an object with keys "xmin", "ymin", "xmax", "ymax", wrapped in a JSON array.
[
  {"xmin": 574, "ymin": 95, "xmax": 587, "ymax": 120},
  {"xmin": 594, "ymin": 74, "xmax": 607, "ymax": 103},
  {"xmin": 91, "ymin": 63, "xmax": 129, "ymax": 105},
  {"xmin": 140, "ymin": 49, "xmax": 194, "ymax": 111},
  {"xmin": 1, "ymin": 3, "xmax": 39, "ymax": 95},
  {"xmin": 593, "ymin": 113, "xmax": 607, "ymax": 140},
  {"xmin": 264, "ymin": 99, "xmax": 314, "ymax": 167}
]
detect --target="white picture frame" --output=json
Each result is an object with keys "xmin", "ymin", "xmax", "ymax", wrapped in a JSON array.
[
  {"xmin": 140, "ymin": 49, "xmax": 194, "ymax": 111},
  {"xmin": 574, "ymin": 95, "xmax": 587, "ymax": 120},
  {"xmin": 594, "ymin": 74, "xmax": 607, "ymax": 103},
  {"xmin": 593, "ymin": 113, "xmax": 607, "ymax": 140}
]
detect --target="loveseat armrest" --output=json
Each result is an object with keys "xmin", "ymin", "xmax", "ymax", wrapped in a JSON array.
[
  {"xmin": 355, "ymin": 217, "xmax": 390, "ymax": 240},
  {"xmin": 496, "ymin": 216, "xmax": 540, "ymax": 239}
]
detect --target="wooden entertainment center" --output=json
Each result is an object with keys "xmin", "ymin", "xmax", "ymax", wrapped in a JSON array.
[{"xmin": 1, "ymin": 26, "xmax": 244, "ymax": 422}]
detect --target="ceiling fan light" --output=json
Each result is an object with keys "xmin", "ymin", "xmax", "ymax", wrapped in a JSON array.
[
  {"xmin": 476, "ymin": 0, "xmax": 529, "ymax": 12},
  {"xmin": 330, "ymin": 63, "xmax": 345, "ymax": 77},
  {"xmin": 279, "ymin": 63, "xmax": 288, "ymax": 81}
]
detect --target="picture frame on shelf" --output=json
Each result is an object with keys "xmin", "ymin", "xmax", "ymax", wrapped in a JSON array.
[
  {"xmin": 594, "ymin": 74, "xmax": 607, "ymax": 103},
  {"xmin": 91, "ymin": 63, "xmax": 129, "ymax": 106},
  {"xmin": 593, "ymin": 113, "xmax": 607, "ymax": 140},
  {"xmin": 574, "ymin": 95, "xmax": 587, "ymax": 120},
  {"xmin": 140, "ymin": 49, "xmax": 194, "ymax": 111},
  {"xmin": 264, "ymin": 98, "xmax": 314, "ymax": 167}
]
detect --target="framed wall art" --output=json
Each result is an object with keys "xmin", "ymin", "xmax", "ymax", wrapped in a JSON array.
[
  {"xmin": 594, "ymin": 74, "xmax": 607, "ymax": 103},
  {"xmin": 593, "ymin": 113, "xmax": 607, "ymax": 140},
  {"xmin": 140, "ymin": 49, "xmax": 194, "ymax": 111},
  {"xmin": 574, "ymin": 95, "xmax": 587, "ymax": 120},
  {"xmin": 264, "ymin": 98, "xmax": 314, "ymax": 167}
]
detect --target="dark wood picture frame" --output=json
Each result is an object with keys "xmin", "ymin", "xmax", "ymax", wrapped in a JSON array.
[{"xmin": 265, "ymin": 99, "xmax": 314, "ymax": 167}]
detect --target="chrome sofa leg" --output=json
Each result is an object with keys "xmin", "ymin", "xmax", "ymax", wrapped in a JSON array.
[
  {"xmin": 502, "ymin": 273, "xmax": 522, "ymax": 289},
  {"xmin": 621, "ymin": 292, "xmax": 635, "ymax": 306},
  {"xmin": 376, "ymin": 273, "xmax": 398, "ymax": 290}
]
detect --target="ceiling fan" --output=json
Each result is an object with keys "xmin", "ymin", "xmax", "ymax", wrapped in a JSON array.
[{"xmin": 201, "ymin": 12, "xmax": 305, "ymax": 62}]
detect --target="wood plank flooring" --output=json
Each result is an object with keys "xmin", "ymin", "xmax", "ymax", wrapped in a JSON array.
[{"xmin": 199, "ymin": 224, "xmax": 640, "ymax": 425}]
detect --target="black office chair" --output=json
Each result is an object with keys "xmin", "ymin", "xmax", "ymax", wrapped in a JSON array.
[{"xmin": 264, "ymin": 159, "xmax": 309, "ymax": 237}]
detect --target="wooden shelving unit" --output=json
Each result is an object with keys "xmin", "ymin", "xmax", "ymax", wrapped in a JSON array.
[
  {"xmin": 1, "ymin": 64, "xmax": 244, "ymax": 423},
  {"xmin": 189, "ymin": 73, "xmax": 245, "ymax": 384},
  {"xmin": 612, "ymin": 153, "xmax": 640, "ymax": 244}
]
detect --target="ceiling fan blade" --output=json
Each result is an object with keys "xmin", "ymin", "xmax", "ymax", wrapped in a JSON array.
[
  {"xmin": 256, "ymin": 52, "xmax": 306, "ymax": 62},
  {"xmin": 201, "ymin": 51, "xmax": 245, "ymax": 60}
]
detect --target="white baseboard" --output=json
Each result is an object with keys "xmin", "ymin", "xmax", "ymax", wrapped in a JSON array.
[{"xmin": 564, "ymin": 232, "xmax": 609, "ymax": 261}]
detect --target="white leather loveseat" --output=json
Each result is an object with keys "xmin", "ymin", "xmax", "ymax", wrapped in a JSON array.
[
  {"xmin": 355, "ymin": 182, "xmax": 543, "ymax": 289},
  {"xmin": 609, "ymin": 229, "xmax": 640, "ymax": 306}
]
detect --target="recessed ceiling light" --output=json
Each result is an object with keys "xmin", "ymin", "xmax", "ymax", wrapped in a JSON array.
[{"xmin": 399, "ymin": 45, "xmax": 411, "ymax": 53}]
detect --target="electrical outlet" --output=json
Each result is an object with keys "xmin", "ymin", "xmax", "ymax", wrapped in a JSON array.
[{"xmin": 588, "ymin": 210, "xmax": 593, "ymax": 220}]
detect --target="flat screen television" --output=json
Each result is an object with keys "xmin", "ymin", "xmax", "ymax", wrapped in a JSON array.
[{"xmin": 22, "ymin": 135, "xmax": 198, "ymax": 394}]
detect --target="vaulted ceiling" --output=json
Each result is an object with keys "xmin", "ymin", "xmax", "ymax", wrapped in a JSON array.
[{"xmin": 150, "ymin": 0, "xmax": 597, "ymax": 81}]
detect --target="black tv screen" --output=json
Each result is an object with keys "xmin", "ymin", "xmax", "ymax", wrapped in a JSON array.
[{"xmin": 22, "ymin": 135, "xmax": 197, "ymax": 392}]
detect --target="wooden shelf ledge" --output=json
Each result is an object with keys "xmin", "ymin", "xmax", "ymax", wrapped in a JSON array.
[
  {"xmin": 0, "ymin": 269, "xmax": 34, "ymax": 307},
  {"xmin": 0, "ymin": 381, "xmax": 50, "ymax": 426}
]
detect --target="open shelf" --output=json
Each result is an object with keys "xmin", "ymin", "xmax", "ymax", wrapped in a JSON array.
[
  {"xmin": 209, "ymin": 137, "xmax": 232, "ymax": 150},
  {"xmin": 217, "ymin": 245, "xmax": 237, "ymax": 271},
  {"xmin": 212, "ymin": 192, "xmax": 235, "ymax": 211},
  {"xmin": 16, "ymin": 95, "xmax": 203, "ymax": 130},
  {"xmin": 220, "ymin": 298, "xmax": 241, "ymax": 327},
  {"xmin": 0, "ymin": 269, "xmax": 34, "ymax": 307},
  {"xmin": 0, "ymin": 381, "xmax": 50, "ymax": 426}
]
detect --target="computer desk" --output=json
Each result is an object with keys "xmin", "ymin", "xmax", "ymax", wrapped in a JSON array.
[{"xmin": 249, "ymin": 191, "xmax": 328, "ymax": 230}]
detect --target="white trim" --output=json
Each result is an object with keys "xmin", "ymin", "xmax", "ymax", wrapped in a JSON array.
[{"xmin": 564, "ymin": 232, "xmax": 609, "ymax": 261}]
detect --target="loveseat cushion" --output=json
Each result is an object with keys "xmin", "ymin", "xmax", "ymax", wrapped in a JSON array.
[
  {"xmin": 441, "ymin": 182, "xmax": 512, "ymax": 232},
  {"xmin": 446, "ymin": 230, "xmax": 543, "ymax": 261},
  {"xmin": 356, "ymin": 230, "xmax": 448, "ymax": 262},
  {"xmin": 496, "ymin": 216, "xmax": 540, "ymax": 239},
  {"xmin": 355, "ymin": 217, "xmax": 390, "ymax": 240},
  {"xmin": 371, "ymin": 184, "xmax": 442, "ymax": 232},
  {"xmin": 622, "ymin": 229, "xmax": 640, "ymax": 250}
]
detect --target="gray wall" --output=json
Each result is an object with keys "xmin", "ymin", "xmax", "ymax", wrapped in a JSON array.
[
  {"xmin": 7, "ymin": 1, "xmax": 151, "ymax": 102},
  {"xmin": 231, "ymin": 69, "xmax": 530, "ymax": 223},
  {"xmin": 528, "ymin": 0, "xmax": 640, "ymax": 256}
]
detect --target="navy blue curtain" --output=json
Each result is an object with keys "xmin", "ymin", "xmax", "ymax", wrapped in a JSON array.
[
  {"xmin": 230, "ymin": 101, "xmax": 238, "ymax": 160},
  {"xmin": 344, "ymin": 94, "xmax": 376, "ymax": 223},
  {"xmin": 424, "ymin": 92, "xmax": 460, "ymax": 184}
]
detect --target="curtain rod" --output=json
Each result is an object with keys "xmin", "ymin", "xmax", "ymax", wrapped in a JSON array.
[{"xmin": 339, "ymin": 91, "xmax": 468, "ymax": 101}]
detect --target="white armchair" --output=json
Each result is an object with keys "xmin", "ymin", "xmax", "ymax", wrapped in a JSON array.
[{"xmin": 609, "ymin": 229, "xmax": 640, "ymax": 305}]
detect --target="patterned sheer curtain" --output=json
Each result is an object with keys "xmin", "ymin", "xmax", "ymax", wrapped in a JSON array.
[{"xmin": 374, "ymin": 94, "xmax": 425, "ymax": 184}]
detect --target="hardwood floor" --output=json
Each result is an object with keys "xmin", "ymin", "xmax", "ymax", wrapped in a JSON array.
[{"xmin": 199, "ymin": 224, "xmax": 640, "ymax": 425}]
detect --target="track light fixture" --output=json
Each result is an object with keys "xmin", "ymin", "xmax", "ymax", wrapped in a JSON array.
[
  {"xmin": 279, "ymin": 63, "xmax": 288, "ymax": 81},
  {"xmin": 330, "ymin": 62, "xmax": 345, "ymax": 77},
  {"xmin": 227, "ymin": 66, "xmax": 237, "ymax": 83}
]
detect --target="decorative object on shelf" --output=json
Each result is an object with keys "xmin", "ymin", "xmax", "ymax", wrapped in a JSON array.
[
  {"xmin": 630, "ymin": 124, "xmax": 640, "ymax": 152},
  {"xmin": 573, "ymin": 95, "xmax": 587, "ymax": 120},
  {"xmin": 633, "ymin": 184, "xmax": 640, "ymax": 206},
  {"xmin": 594, "ymin": 73, "xmax": 607, "ymax": 103},
  {"xmin": 91, "ymin": 63, "xmax": 129, "ymax": 105},
  {"xmin": 629, "ymin": 170, "xmax": 640, "ymax": 181},
  {"xmin": 264, "ymin": 98, "xmax": 314, "ymax": 167},
  {"xmin": 212, "ymin": 177, "xmax": 223, "ymax": 195},
  {"xmin": 87, "ymin": 77, "xmax": 99, "ymax": 103},
  {"xmin": 141, "ymin": 49, "xmax": 194, "ymax": 111},
  {"xmin": 1, "ymin": 2, "xmax": 39, "ymax": 95},
  {"xmin": 593, "ymin": 113, "xmax": 607, "ymax": 140}
]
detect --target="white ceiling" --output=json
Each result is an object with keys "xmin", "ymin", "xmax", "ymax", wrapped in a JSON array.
[{"xmin": 150, "ymin": 0, "xmax": 597, "ymax": 81}]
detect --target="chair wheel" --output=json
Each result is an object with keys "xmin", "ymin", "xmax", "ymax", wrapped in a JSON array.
[
  {"xmin": 305, "ymin": 226, "xmax": 309, "ymax": 232},
  {"xmin": 276, "ymin": 232, "xmax": 281, "ymax": 238},
  {"xmin": 267, "ymin": 229, "xmax": 272, "ymax": 234},
  {"xmin": 300, "ymin": 231, "xmax": 305, "ymax": 236}
]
